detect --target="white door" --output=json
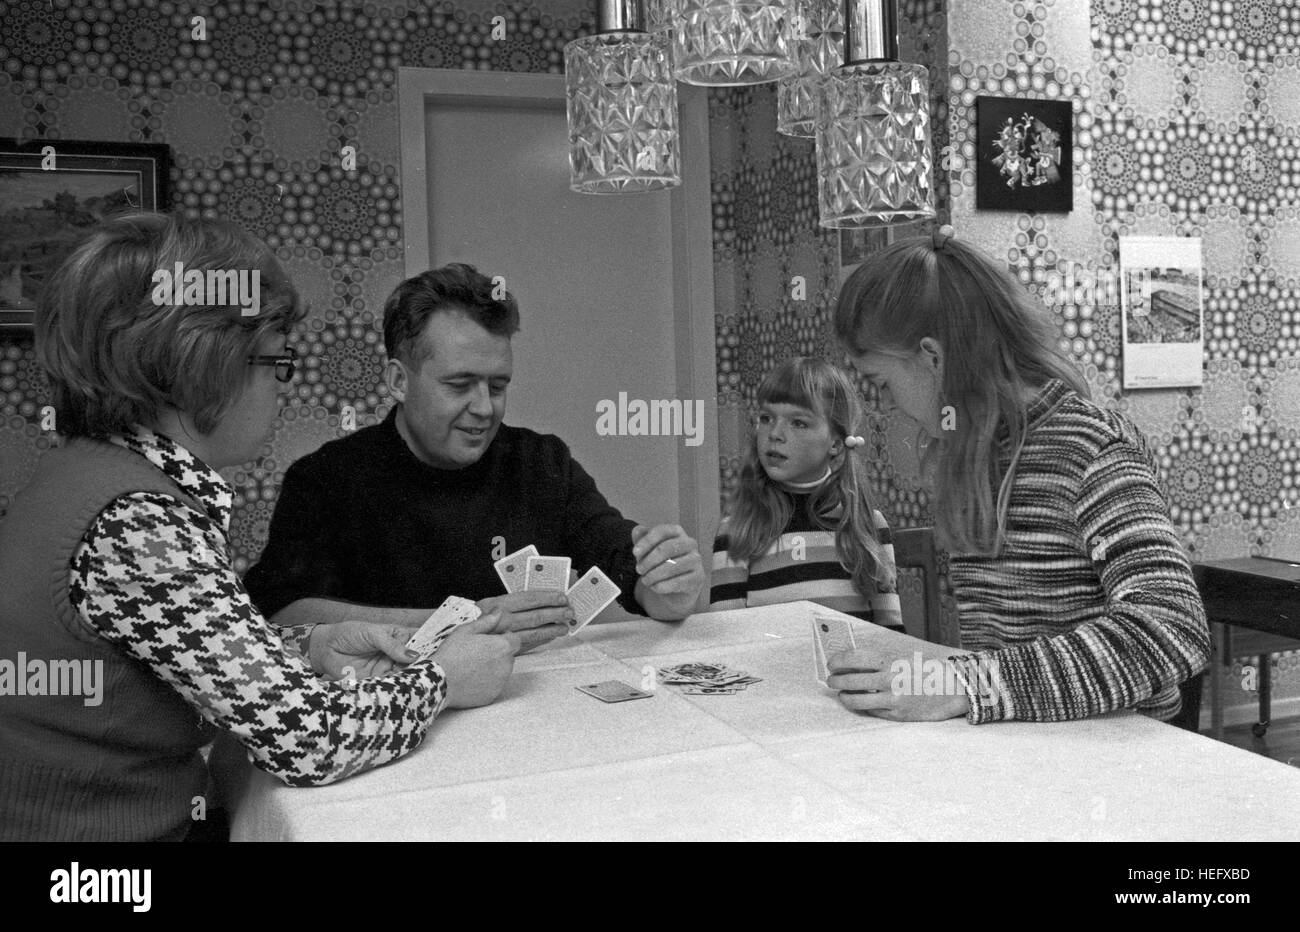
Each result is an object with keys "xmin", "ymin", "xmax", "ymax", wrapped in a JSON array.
[{"xmin": 399, "ymin": 68, "xmax": 718, "ymax": 542}]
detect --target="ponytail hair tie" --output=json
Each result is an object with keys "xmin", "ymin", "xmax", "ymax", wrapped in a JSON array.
[
  {"xmin": 843, "ymin": 435, "xmax": 865, "ymax": 449},
  {"xmin": 932, "ymin": 223, "xmax": 955, "ymax": 251}
]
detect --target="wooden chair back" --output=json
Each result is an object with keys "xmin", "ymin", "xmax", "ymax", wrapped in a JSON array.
[{"xmin": 891, "ymin": 527, "xmax": 957, "ymax": 646}]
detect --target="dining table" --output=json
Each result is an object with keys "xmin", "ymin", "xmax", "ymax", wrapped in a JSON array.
[{"xmin": 230, "ymin": 601, "xmax": 1300, "ymax": 841}]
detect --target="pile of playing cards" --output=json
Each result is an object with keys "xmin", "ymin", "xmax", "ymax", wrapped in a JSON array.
[
  {"xmin": 812, "ymin": 613, "xmax": 857, "ymax": 684},
  {"xmin": 493, "ymin": 545, "xmax": 621, "ymax": 635},
  {"xmin": 657, "ymin": 662, "xmax": 762, "ymax": 695}
]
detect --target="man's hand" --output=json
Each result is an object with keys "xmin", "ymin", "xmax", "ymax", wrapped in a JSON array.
[
  {"xmin": 825, "ymin": 647, "xmax": 973, "ymax": 722},
  {"xmin": 307, "ymin": 620, "xmax": 420, "ymax": 681},
  {"xmin": 476, "ymin": 590, "xmax": 574, "ymax": 647},
  {"xmin": 434, "ymin": 610, "xmax": 563, "ymax": 709},
  {"xmin": 631, "ymin": 523, "xmax": 705, "ymax": 620}
]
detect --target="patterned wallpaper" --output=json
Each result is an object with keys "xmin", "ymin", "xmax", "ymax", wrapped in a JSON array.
[
  {"xmin": 0, "ymin": 0, "xmax": 598, "ymax": 570},
  {"xmin": 712, "ymin": 1, "xmax": 950, "ymax": 506},
  {"xmin": 943, "ymin": 0, "xmax": 1300, "ymax": 707},
  {"xmin": 1, "ymin": 0, "xmax": 1296, "ymax": 711},
  {"xmin": 709, "ymin": 0, "xmax": 953, "ymax": 639},
  {"xmin": 710, "ymin": 0, "xmax": 1300, "ymax": 710}
]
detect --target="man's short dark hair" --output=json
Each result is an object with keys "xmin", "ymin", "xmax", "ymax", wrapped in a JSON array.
[{"xmin": 382, "ymin": 262, "xmax": 520, "ymax": 366}]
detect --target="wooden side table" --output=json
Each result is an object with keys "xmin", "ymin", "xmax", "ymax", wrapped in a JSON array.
[{"xmin": 1193, "ymin": 557, "xmax": 1300, "ymax": 738}]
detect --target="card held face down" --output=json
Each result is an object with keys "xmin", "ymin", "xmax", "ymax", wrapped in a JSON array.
[
  {"xmin": 576, "ymin": 680, "xmax": 653, "ymax": 703},
  {"xmin": 494, "ymin": 545, "xmax": 539, "ymax": 594},
  {"xmin": 491, "ymin": 543, "xmax": 622, "ymax": 635},
  {"xmin": 812, "ymin": 614, "xmax": 856, "ymax": 684},
  {"xmin": 524, "ymin": 556, "xmax": 570, "ymax": 592},
  {"xmin": 565, "ymin": 565, "xmax": 620, "ymax": 634}
]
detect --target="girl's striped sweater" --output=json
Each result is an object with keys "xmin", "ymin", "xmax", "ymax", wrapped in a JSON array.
[
  {"xmin": 947, "ymin": 378, "xmax": 1210, "ymax": 724},
  {"xmin": 710, "ymin": 501, "xmax": 903, "ymax": 628}
]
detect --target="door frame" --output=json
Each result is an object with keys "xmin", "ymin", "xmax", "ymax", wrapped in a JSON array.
[{"xmin": 396, "ymin": 67, "xmax": 720, "ymax": 546}]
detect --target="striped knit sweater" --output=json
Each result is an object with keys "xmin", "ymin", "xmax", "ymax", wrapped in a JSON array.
[
  {"xmin": 946, "ymin": 378, "xmax": 1210, "ymax": 724},
  {"xmin": 709, "ymin": 497, "xmax": 903, "ymax": 628}
]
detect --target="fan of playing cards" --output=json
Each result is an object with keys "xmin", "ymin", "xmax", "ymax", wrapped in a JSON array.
[
  {"xmin": 657, "ymin": 662, "xmax": 762, "ymax": 695},
  {"xmin": 404, "ymin": 595, "xmax": 481, "ymax": 659},
  {"xmin": 494, "ymin": 545, "xmax": 622, "ymax": 635}
]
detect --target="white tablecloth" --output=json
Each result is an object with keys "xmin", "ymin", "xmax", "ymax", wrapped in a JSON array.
[{"xmin": 231, "ymin": 602, "xmax": 1300, "ymax": 841}]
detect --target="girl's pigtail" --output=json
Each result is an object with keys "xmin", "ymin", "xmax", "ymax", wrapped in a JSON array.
[{"xmin": 830, "ymin": 428, "xmax": 895, "ymax": 595}]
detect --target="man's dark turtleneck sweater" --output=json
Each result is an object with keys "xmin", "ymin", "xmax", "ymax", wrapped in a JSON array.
[{"xmin": 244, "ymin": 408, "xmax": 643, "ymax": 617}]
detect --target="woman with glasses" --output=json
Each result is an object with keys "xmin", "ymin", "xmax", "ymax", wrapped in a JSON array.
[
  {"xmin": 0, "ymin": 212, "xmax": 561, "ymax": 841},
  {"xmin": 248, "ymin": 346, "xmax": 299, "ymax": 383}
]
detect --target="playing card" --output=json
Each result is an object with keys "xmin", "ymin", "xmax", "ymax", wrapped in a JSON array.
[
  {"xmin": 813, "ymin": 632, "xmax": 827, "ymax": 683},
  {"xmin": 494, "ymin": 545, "xmax": 539, "ymax": 594},
  {"xmin": 564, "ymin": 565, "xmax": 621, "ymax": 634},
  {"xmin": 405, "ymin": 595, "xmax": 481, "ymax": 658},
  {"xmin": 704, "ymin": 671, "xmax": 751, "ymax": 686},
  {"xmin": 684, "ymin": 686, "xmax": 741, "ymax": 695},
  {"xmin": 575, "ymin": 680, "xmax": 653, "ymax": 703},
  {"xmin": 524, "ymin": 556, "xmax": 570, "ymax": 592},
  {"xmin": 812, "ymin": 614, "xmax": 856, "ymax": 684}
]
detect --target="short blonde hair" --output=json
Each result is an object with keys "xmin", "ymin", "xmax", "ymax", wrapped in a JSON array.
[{"xmin": 36, "ymin": 212, "xmax": 304, "ymax": 438}]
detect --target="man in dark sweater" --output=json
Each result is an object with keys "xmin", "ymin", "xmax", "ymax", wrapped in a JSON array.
[{"xmin": 245, "ymin": 263, "xmax": 705, "ymax": 634}]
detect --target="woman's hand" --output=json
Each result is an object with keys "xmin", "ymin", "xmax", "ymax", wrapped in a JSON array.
[
  {"xmin": 826, "ymin": 647, "xmax": 973, "ymax": 721},
  {"xmin": 436, "ymin": 610, "xmax": 540, "ymax": 709},
  {"xmin": 307, "ymin": 620, "xmax": 420, "ymax": 681}
]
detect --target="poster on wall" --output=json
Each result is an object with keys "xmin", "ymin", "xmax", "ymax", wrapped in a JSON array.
[
  {"xmin": 975, "ymin": 96, "xmax": 1073, "ymax": 213},
  {"xmin": 1119, "ymin": 235, "xmax": 1204, "ymax": 389}
]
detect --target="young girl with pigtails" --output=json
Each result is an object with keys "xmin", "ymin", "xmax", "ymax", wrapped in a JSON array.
[{"xmin": 709, "ymin": 357, "xmax": 903, "ymax": 630}]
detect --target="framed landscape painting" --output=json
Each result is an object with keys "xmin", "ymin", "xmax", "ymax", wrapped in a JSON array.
[{"xmin": 0, "ymin": 139, "xmax": 172, "ymax": 334}]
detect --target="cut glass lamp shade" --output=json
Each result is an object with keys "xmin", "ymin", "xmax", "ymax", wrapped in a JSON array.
[
  {"xmin": 815, "ymin": 60, "xmax": 935, "ymax": 226},
  {"xmin": 777, "ymin": 28, "xmax": 843, "ymax": 137},
  {"xmin": 565, "ymin": 30, "xmax": 682, "ymax": 194},
  {"xmin": 645, "ymin": 0, "xmax": 674, "ymax": 32},
  {"xmin": 671, "ymin": 0, "xmax": 798, "ymax": 86},
  {"xmin": 644, "ymin": 0, "xmax": 676, "ymax": 66}
]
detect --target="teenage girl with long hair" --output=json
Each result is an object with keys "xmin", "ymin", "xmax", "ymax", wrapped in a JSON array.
[
  {"xmin": 824, "ymin": 227, "xmax": 1209, "ymax": 723},
  {"xmin": 710, "ymin": 357, "xmax": 902, "ymax": 629}
]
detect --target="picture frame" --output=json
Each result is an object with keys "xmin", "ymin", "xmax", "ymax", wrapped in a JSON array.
[
  {"xmin": 0, "ymin": 138, "xmax": 172, "ymax": 334},
  {"xmin": 975, "ymin": 96, "xmax": 1073, "ymax": 213},
  {"xmin": 1119, "ymin": 235, "xmax": 1205, "ymax": 389}
]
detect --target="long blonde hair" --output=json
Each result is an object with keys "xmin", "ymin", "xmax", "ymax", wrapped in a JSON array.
[
  {"xmin": 833, "ymin": 235, "xmax": 1088, "ymax": 556},
  {"xmin": 726, "ymin": 357, "xmax": 895, "ymax": 594}
]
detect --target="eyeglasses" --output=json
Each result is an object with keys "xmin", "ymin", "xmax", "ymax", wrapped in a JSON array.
[{"xmin": 247, "ymin": 347, "xmax": 297, "ymax": 383}]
